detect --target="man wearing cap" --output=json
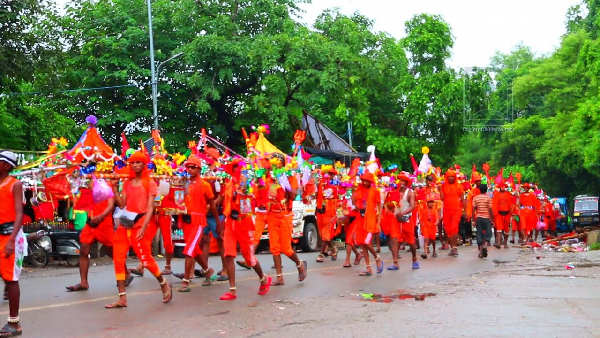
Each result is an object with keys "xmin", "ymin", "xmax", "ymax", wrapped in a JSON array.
[
  {"xmin": 354, "ymin": 172, "xmax": 383, "ymax": 275},
  {"xmin": 219, "ymin": 159, "xmax": 271, "ymax": 300},
  {"xmin": 441, "ymin": 169, "xmax": 465, "ymax": 256},
  {"xmin": 391, "ymin": 173, "xmax": 418, "ymax": 270},
  {"xmin": 177, "ymin": 155, "xmax": 219, "ymax": 292},
  {"xmin": 0, "ymin": 151, "xmax": 25, "ymax": 335},
  {"xmin": 492, "ymin": 183, "xmax": 514, "ymax": 248}
]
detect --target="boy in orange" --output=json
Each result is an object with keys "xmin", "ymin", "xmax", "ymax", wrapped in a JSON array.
[
  {"xmin": 316, "ymin": 169, "xmax": 339, "ymax": 262},
  {"xmin": 268, "ymin": 156, "xmax": 307, "ymax": 286},
  {"xmin": 519, "ymin": 183, "xmax": 540, "ymax": 242},
  {"xmin": 177, "ymin": 155, "xmax": 219, "ymax": 292},
  {"xmin": 419, "ymin": 196, "xmax": 441, "ymax": 259},
  {"xmin": 354, "ymin": 173, "xmax": 383, "ymax": 276},
  {"xmin": 219, "ymin": 160, "xmax": 271, "ymax": 300},
  {"xmin": 66, "ymin": 183, "xmax": 129, "ymax": 292},
  {"xmin": 0, "ymin": 151, "xmax": 25, "ymax": 336},
  {"xmin": 382, "ymin": 184, "xmax": 400, "ymax": 266},
  {"xmin": 106, "ymin": 151, "xmax": 172, "ymax": 308},
  {"xmin": 441, "ymin": 169, "xmax": 465, "ymax": 256},
  {"xmin": 390, "ymin": 174, "xmax": 417, "ymax": 270},
  {"xmin": 492, "ymin": 183, "xmax": 514, "ymax": 249},
  {"xmin": 342, "ymin": 188, "xmax": 362, "ymax": 268}
]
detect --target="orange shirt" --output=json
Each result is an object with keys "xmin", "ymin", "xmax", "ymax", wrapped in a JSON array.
[
  {"xmin": 442, "ymin": 182, "xmax": 464, "ymax": 211},
  {"xmin": 419, "ymin": 204, "xmax": 440, "ymax": 226},
  {"xmin": 185, "ymin": 178, "xmax": 214, "ymax": 215},
  {"xmin": 519, "ymin": 192, "xmax": 540, "ymax": 211},
  {"xmin": 124, "ymin": 179, "xmax": 157, "ymax": 214},
  {"xmin": 465, "ymin": 187, "xmax": 480, "ymax": 219},
  {"xmin": 0, "ymin": 177, "xmax": 18, "ymax": 224},
  {"xmin": 493, "ymin": 191, "xmax": 514, "ymax": 214},
  {"xmin": 364, "ymin": 186, "xmax": 381, "ymax": 233}
]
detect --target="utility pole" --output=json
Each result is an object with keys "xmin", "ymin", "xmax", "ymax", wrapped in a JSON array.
[
  {"xmin": 146, "ymin": 0, "xmax": 158, "ymax": 130},
  {"xmin": 346, "ymin": 109, "xmax": 353, "ymax": 148}
]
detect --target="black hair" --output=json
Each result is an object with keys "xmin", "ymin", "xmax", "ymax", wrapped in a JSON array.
[{"xmin": 478, "ymin": 184, "xmax": 488, "ymax": 194}]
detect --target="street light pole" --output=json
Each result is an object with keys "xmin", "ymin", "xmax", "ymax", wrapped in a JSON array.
[{"xmin": 146, "ymin": 0, "xmax": 158, "ymax": 130}]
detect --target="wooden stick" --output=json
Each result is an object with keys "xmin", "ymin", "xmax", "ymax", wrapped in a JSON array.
[{"xmin": 542, "ymin": 233, "xmax": 586, "ymax": 244}]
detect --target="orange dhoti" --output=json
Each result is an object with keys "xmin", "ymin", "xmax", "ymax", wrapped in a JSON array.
[
  {"xmin": 398, "ymin": 217, "xmax": 415, "ymax": 245},
  {"xmin": 253, "ymin": 212, "xmax": 268, "ymax": 247},
  {"xmin": 443, "ymin": 208, "xmax": 461, "ymax": 237},
  {"xmin": 113, "ymin": 219, "xmax": 161, "ymax": 281},
  {"xmin": 345, "ymin": 212, "xmax": 361, "ymax": 246},
  {"xmin": 156, "ymin": 214, "xmax": 174, "ymax": 255},
  {"xmin": 179, "ymin": 213, "xmax": 207, "ymax": 258},
  {"xmin": 267, "ymin": 211, "xmax": 294, "ymax": 257},
  {"xmin": 381, "ymin": 209, "xmax": 397, "ymax": 238},
  {"xmin": 224, "ymin": 215, "xmax": 257, "ymax": 267},
  {"xmin": 317, "ymin": 199, "xmax": 337, "ymax": 242},
  {"xmin": 494, "ymin": 212, "xmax": 511, "ymax": 232},
  {"xmin": 521, "ymin": 208, "xmax": 537, "ymax": 234}
]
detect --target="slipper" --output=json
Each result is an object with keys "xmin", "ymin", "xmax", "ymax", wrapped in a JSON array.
[
  {"xmin": 202, "ymin": 279, "xmax": 212, "ymax": 286},
  {"xmin": 258, "ymin": 276, "xmax": 272, "ymax": 295},
  {"xmin": 342, "ymin": 263, "xmax": 352, "ymax": 268},
  {"xmin": 376, "ymin": 258, "xmax": 384, "ymax": 274},
  {"xmin": 161, "ymin": 284, "xmax": 173, "ymax": 304},
  {"xmin": 125, "ymin": 275, "xmax": 134, "ymax": 287},
  {"xmin": 412, "ymin": 262, "xmax": 420, "ymax": 270},
  {"xmin": 387, "ymin": 265, "xmax": 399, "ymax": 271},
  {"xmin": 482, "ymin": 247, "xmax": 488, "ymax": 258},
  {"xmin": 271, "ymin": 279, "xmax": 285, "ymax": 286},
  {"xmin": 65, "ymin": 284, "xmax": 88, "ymax": 292},
  {"xmin": 177, "ymin": 285, "xmax": 191, "ymax": 293},
  {"xmin": 420, "ymin": 253, "xmax": 427, "ymax": 259},
  {"xmin": 219, "ymin": 292, "xmax": 237, "ymax": 301},
  {"xmin": 316, "ymin": 254, "xmax": 325, "ymax": 263},
  {"xmin": 298, "ymin": 261, "xmax": 307, "ymax": 282},
  {"xmin": 129, "ymin": 268, "xmax": 143, "ymax": 277},
  {"xmin": 236, "ymin": 261, "xmax": 251, "ymax": 270},
  {"xmin": 298, "ymin": 261, "xmax": 308, "ymax": 282},
  {"xmin": 104, "ymin": 302, "xmax": 127, "ymax": 309},
  {"xmin": 173, "ymin": 273, "xmax": 185, "ymax": 280},
  {"xmin": 0, "ymin": 323, "xmax": 21, "ymax": 337},
  {"xmin": 194, "ymin": 269, "xmax": 206, "ymax": 278},
  {"xmin": 358, "ymin": 270, "xmax": 372, "ymax": 276},
  {"xmin": 216, "ymin": 275, "xmax": 229, "ymax": 282}
]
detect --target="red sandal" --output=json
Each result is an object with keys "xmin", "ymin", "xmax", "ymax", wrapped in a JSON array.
[
  {"xmin": 219, "ymin": 291, "xmax": 237, "ymax": 301},
  {"xmin": 258, "ymin": 276, "xmax": 272, "ymax": 295}
]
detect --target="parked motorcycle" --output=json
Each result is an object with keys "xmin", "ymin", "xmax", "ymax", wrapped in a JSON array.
[
  {"xmin": 47, "ymin": 226, "xmax": 81, "ymax": 267},
  {"xmin": 25, "ymin": 229, "xmax": 51, "ymax": 267}
]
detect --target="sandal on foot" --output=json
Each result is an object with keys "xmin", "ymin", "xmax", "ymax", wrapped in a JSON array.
[
  {"xmin": 342, "ymin": 263, "xmax": 352, "ymax": 268},
  {"xmin": 316, "ymin": 254, "xmax": 325, "ymax": 263},
  {"xmin": 129, "ymin": 268, "xmax": 144, "ymax": 277},
  {"xmin": 375, "ymin": 256, "xmax": 384, "ymax": 274},
  {"xmin": 432, "ymin": 252, "xmax": 438, "ymax": 258},
  {"xmin": 271, "ymin": 275, "xmax": 285, "ymax": 286},
  {"xmin": 161, "ymin": 266, "xmax": 172, "ymax": 275},
  {"xmin": 216, "ymin": 275, "xmax": 229, "ymax": 282},
  {"xmin": 65, "ymin": 284, "xmax": 88, "ymax": 292},
  {"xmin": 420, "ymin": 253, "xmax": 427, "ymax": 259},
  {"xmin": 412, "ymin": 261, "xmax": 420, "ymax": 270},
  {"xmin": 219, "ymin": 292, "xmax": 237, "ymax": 301},
  {"xmin": 331, "ymin": 250, "xmax": 338, "ymax": 261},
  {"xmin": 258, "ymin": 276, "xmax": 272, "ymax": 295},
  {"xmin": 161, "ymin": 283, "xmax": 173, "ymax": 303},
  {"xmin": 104, "ymin": 301, "xmax": 127, "ymax": 309},
  {"xmin": 173, "ymin": 273, "xmax": 185, "ymax": 280},
  {"xmin": 0, "ymin": 323, "xmax": 22, "ymax": 337},
  {"xmin": 236, "ymin": 260, "xmax": 251, "ymax": 270},
  {"xmin": 387, "ymin": 264, "xmax": 399, "ymax": 271},
  {"xmin": 358, "ymin": 269, "xmax": 372, "ymax": 276},
  {"xmin": 298, "ymin": 261, "xmax": 308, "ymax": 282},
  {"xmin": 177, "ymin": 285, "xmax": 191, "ymax": 293}
]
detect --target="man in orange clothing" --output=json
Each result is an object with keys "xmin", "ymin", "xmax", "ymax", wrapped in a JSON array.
[
  {"xmin": 354, "ymin": 173, "xmax": 383, "ymax": 276},
  {"xmin": 492, "ymin": 183, "xmax": 514, "ymax": 249},
  {"xmin": 0, "ymin": 151, "xmax": 25, "ymax": 336},
  {"xmin": 441, "ymin": 169, "xmax": 465, "ymax": 256},
  {"xmin": 66, "ymin": 182, "xmax": 132, "ymax": 292},
  {"xmin": 177, "ymin": 155, "xmax": 219, "ymax": 292},
  {"xmin": 268, "ymin": 156, "xmax": 307, "ymax": 286},
  {"xmin": 519, "ymin": 183, "xmax": 540, "ymax": 242},
  {"xmin": 419, "ymin": 195, "xmax": 441, "ymax": 259},
  {"xmin": 544, "ymin": 198, "xmax": 558, "ymax": 237},
  {"xmin": 391, "ymin": 174, "xmax": 417, "ymax": 270},
  {"xmin": 219, "ymin": 160, "xmax": 271, "ymax": 300},
  {"xmin": 106, "ymin": 151, "xmax": 172, "ymax": 308},
  {"xmin": 316, "ymin": 169, "xmax": 339, "ymax": 263}
]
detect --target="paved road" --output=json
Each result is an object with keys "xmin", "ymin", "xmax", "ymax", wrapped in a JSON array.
[{"xmin": 6, "ymin": 245, "xmax": 600, "ymax": 337}]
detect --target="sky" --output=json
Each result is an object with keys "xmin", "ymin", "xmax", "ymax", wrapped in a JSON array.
[
  {"xmin": 298, "ymin": 0, "xmax": 581, "ymax": 68},
  {"xmin": 54, "ymin": 0, "xmax": 581, "ymax": 69}
]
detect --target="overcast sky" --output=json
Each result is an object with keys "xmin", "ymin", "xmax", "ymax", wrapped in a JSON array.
[
  {"xmin": 55, "ymin": 0, "xmax": 580, "ymax": 68},
  {"xmin": 298, "ymin": 0, "xmax": 580, "ymax": 68}
]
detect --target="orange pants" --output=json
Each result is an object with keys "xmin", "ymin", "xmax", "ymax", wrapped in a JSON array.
[
  {"xmin": 80, "ymin": 223, "xmax": 113, "ymax": 246},
  {"xmin": 267, "ymin": 212, "xmax": 294, "ymax": 256},
  {"xmin": 381, "ymin": 210, "xmax": 396, "ymax": 238},
  {"xmin": 224, "ymin": 215, "xmax": 257, "ymax": 267},
  {"xmin": 443, "ymin": 209, "xmax": 461, "ymax": 237},
  {"xmin": 0, "ymin": 233, "xmax": 25, "ymax": 282},
  {"xmin": 253, "ymin": 212, "xmax": 268, "ymax": 246},
  {"xmin": 345, "ymin": 212, "xmax": 362, "ymax": 245},
  {"xmin": 317, "ymin": 211, "xmax": 337, "ymax": 242},
  {"xmin": 112, "ymin": 222, "xmax": 161, "ymax": 281},
  {"xmin": 156, "ymin": 215, "xmax": 174, "ymax": 255},
  {"xmin": 179, "ymin": 213, "xmax": 207, "ymax": 258},
  {"xmin": 495, "ymin": 212, "xmax": 511, "ymax": 232}
]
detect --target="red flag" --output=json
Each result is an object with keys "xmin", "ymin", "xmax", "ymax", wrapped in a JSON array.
[
  {"xmin": 410, "ymin": 154, "xmax": 418, "ymax": 174},
  {"xmin": 348, "ymin": 158, "xmax": 361, "ymax": 178},
  {"xmin": 120, "ymin": 132, "xmax": 130, "ymax": 158}
]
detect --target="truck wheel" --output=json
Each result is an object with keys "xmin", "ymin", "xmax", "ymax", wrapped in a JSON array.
[{"xmin": 301, "ymin": 222, "xmax": 319, "ymax": 252}]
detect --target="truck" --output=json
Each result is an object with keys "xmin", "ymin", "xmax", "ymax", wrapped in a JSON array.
[{"xmin": 572, "ymin": 195, "xmax": 599, "ymax": 231}]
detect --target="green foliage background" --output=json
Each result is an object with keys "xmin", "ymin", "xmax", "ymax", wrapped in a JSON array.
[{"xmin": 1, "ymin": 0, "xmax": 599, "ymax": 199}]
